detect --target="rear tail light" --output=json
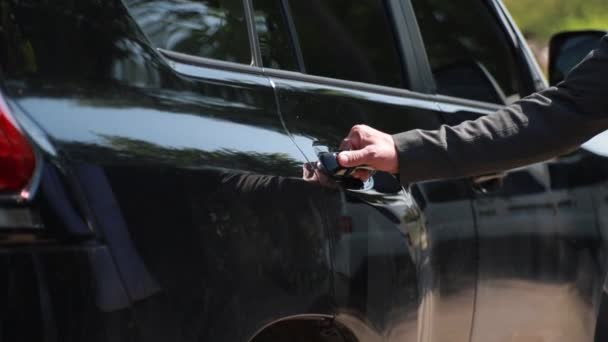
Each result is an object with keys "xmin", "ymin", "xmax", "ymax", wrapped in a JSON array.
[{"xmin": 0, "ymin": 93, "xmax": 35, "ymax": 194}]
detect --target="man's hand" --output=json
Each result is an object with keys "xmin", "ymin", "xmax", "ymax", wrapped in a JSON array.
[{"xmin": 337, "ymin": 125, "xmax": 399, "ymax": 180}]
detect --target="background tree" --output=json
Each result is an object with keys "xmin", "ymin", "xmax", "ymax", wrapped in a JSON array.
[{"xmin": 504, "ymin": 0, "xmax": 608, "ymax": 72}]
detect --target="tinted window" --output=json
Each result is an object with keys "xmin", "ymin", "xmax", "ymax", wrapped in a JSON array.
[
  {"xmin": 254, "ymin": 0, "xmax": 407, "ymax": 88},
  {"xmin": 125, "ymin": 0, "xmax": 251, "ymax": 63},
  {"xmin": 411, "ymin": 0, "xmax": 522, "ymax": 104},
  {"xmin": 252, "ymin": 0, "xmax": 298, "ymax": 71}
]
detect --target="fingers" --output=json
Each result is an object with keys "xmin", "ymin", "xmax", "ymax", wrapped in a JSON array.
[
  {"xmin": 342, "ymin": 125, "xmax": 368, "ymax": 150},
  {"xmin": 337, "ymin": 124, "xmax": 398, "ymax": 176},
  {"xmin": 337, "ymin": 148, "xmax": 372, "ymax": 167},
  {"xmin": 339, "ymin": 138, "xmax": 353, "ymax": 151},
  {"xmin": 340, "ymin": 125, "xmax": 370, "ymax": 153}
]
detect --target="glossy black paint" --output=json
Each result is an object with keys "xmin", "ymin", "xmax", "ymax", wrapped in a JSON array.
[
  {"xmin": 266, "ymin": 69, "xmax": 478, "ymax": 341},
  {"xmin": 2, "ymin": 0, "xmax": 335, "ymax": 340},
  {"xmin": 0, "ymin": 0, "xmax": 607, "ymax": 341},
  {"xmin": 435, "ymin": 98, "xmax": 608, "ymax": 341},
  {"xmin": 468, "ymin": 150, "xmax": 607, "ymax": 341},
  {"xmin": 0, "ymin": 246, "xmax": 135, "ymax": 342}
]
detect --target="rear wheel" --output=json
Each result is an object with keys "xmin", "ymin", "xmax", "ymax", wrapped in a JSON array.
[{"xmin": 250, "ymin": 317, "xmax": 356, "ymax": 342}]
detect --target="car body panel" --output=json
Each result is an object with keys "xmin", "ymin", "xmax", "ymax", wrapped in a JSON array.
[
  {"xmin": 0, "ymin": 245, "xmax": 135, "ymax": 342},
  {"xmin": 0, "ymin": 0, "xmax": 607, "ymax": 340},
  {"xmin": 1, "ymin": 0, "xmax": 339, "ymax": 340},
  {"xmin": 435, "ymin": 98, "xmax": 606, "ymax": 342},
  {"xmin": 268, "ymin": 72, "xmax": 478, "ymax": 341}
]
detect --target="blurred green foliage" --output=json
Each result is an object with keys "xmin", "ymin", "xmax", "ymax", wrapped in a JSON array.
[{"xmin": 504, "ymin": 0, "xmax": 608, "ymax": 43}]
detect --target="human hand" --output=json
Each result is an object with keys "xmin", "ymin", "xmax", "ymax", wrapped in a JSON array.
[{"xmin": 337, "ymin": 125, "xmax": 399, "ymax": 180}]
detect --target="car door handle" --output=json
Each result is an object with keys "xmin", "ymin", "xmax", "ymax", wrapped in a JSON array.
[
  {"xmin": 317, "ymin": 152, "xmax": 375, "ymax": 178},
  {"xmin": 306, "ymin": 149, "xmax": 403, "ymax": 193},
  {"xmin": 472, "ymin": 172, "xmax": 507, "ymax": 194}
]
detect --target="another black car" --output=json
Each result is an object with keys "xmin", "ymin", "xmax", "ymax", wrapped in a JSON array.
[{"xmin": 0, "ymin": 0, "xmax": 607, "ymax": 341}]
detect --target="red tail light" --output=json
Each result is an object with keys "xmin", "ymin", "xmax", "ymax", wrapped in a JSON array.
[{"xmin": 0, "ymin": 93, "xmax": 35, "ymax": 193}]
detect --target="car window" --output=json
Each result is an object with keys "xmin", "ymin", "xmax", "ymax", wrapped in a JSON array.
[
  {"xmin": 253, "ymin": 0, "xmax": 408, "ymax": 89},
  {"xmin": 411, "ymin": 0, "xmax": 523, "ymax": 104},
  {"xmin": 252, "ymin": 0, "xmax": 299, "ymax": 71},
  {"xmin": 124, "ymin": 0, "xmax": 251, "ymax": 64}
]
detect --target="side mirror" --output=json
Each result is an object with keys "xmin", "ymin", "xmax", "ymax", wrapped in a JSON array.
[{"xmin": 548, "ymin": 30, "xmax": 606, "ymax": 86}]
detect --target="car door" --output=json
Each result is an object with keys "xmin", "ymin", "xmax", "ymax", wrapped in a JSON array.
[
  {"xmin": 251, "ymin": 0, "xmax": 479, "ymax": 340},
  {"xmin": 410, "ymin": 0, "xmax": 604, "ymax": 340},
  {"xmin": 580, "ymin": 135, "xmax": 608, "ymax": 340},
  {"xmin": 1, "ymin": 0, "xmax": 342, "ymax": 341}
]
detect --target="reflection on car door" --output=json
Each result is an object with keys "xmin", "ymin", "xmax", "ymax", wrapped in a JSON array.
[
  {"xmin": 252, "ymin": 0, "xmax": 479, "ymax": 340},
  {"xmin": 269, "ymin": 75, "xmax": 479, "ymax": 341},
  {"xmin": 411, "ymin": 0, "xmax": 606, "ymax": 339},
  {"xmin": 5, "ymin": 0, "xmax": 347, "ymax": 340},
  {"xmin": 469, "ymin": 146, "xmax": 603, "ymax": 342},
  {"xmin": 435, "ymin": 106, "xmax": 605, "ymax": 341}
]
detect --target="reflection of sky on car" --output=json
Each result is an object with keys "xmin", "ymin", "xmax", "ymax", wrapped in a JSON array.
[
  {"xmin": 128, "ymin": 1, "xmax": 225, "ymax": 50},
  {"xmin": 581, "ymin": 129, "xmax": 608, "ymax": 157},
  {"xmin": 18, "ymin": 98, "xmax": 307, "ymax": 161}
]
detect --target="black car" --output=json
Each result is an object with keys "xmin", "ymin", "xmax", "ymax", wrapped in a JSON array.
[{"xmin": 0, "ymin": 0, "xmax": 607, "ymax": 341}]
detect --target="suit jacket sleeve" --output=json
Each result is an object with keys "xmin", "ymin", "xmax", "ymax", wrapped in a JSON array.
[{"xmin": 393, "ymin": 34, "xmax": 608, "ymax": 183}]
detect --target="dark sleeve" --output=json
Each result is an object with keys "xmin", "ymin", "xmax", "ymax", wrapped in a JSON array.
[{"xmin": 393, "ymin": 34, "xmax": 608, "ymax": 183}]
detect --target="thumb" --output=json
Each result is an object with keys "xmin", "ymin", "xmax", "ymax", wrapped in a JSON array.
[{"xmin": 337, "ymin": 148, "xmax": 371, "ymax": 167}]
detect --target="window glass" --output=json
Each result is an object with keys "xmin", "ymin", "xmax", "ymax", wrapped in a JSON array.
[
  {"xmin": 411, "ymin": 0, "xmax": 522, "ymax": 104},
  {"xmin": 125, "ymin": 0, "xmax": 251, "ymax": 64},
  {"xmin": 254, "ymin": 0, "xmax": 407, "ymax": 88},
  {"xmin": 252, "ymin": 0, "xmax": 298, "ymax": 71}
]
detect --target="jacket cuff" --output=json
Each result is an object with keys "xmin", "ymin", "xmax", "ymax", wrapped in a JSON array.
[
  {"xmin": 392, "ymin": 130, "xmax": 425, "ymax": 184},
  {"xmin": 392, "ymin": 129, "xmax": 457, "ymax": 184}
]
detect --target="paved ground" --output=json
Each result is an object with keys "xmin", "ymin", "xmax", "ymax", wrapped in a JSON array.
[
  {"xmin": 471, "ymin": 280, "xmax": 595, "ymax": 342},
  {"xmin": 336, "ymin": 279, "xmax": 597, "ymax": 341}
]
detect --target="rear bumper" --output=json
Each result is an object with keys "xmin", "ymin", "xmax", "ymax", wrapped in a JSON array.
[{"xmin": 0, "ymin": 244, "xmax": 135, "ymax": 341}]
